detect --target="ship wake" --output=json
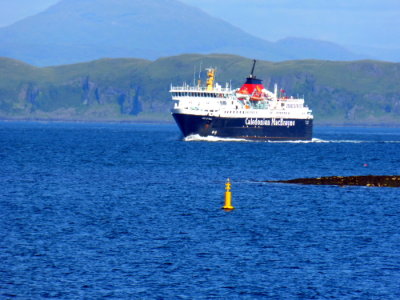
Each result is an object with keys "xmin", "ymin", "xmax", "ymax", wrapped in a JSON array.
[
  {"xmin": 183, "ymin": 136, "xmax": 400, "ymax": 143},
  {"xmin": 184, "ymin": 134, "xmax": 249, "ymax": 142}
]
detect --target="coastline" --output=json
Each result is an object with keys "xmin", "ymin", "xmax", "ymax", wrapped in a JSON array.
[{"xmin": 1, "ymin": 117, "xmax": 400, "ymax": 128}]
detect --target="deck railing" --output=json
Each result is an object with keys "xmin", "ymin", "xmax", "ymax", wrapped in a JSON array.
[{"xmin": 170, "ymin": 85, "xmax": 232, "ymax": 93}]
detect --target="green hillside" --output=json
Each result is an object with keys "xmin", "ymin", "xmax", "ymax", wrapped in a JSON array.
[{"xmin": 0, "ymin": 54, "xmax": 399, "ymax": 125}]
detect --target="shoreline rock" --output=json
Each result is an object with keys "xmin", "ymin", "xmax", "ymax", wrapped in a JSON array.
[{"xmin": 266, "ymin": 175, "xmax": 400, "ymax": 187}]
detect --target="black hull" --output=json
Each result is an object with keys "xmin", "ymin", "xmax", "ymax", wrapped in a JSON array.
[{"xmin": 172, "ymin": 113, "xmax": 313, "ymax": 141}]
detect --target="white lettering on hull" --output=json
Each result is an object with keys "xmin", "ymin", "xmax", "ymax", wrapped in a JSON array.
[{"xmin": 245, "ymin": 118, "xmax": 296, "ymax": 128}]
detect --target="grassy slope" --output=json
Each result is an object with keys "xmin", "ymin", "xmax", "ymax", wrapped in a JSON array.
[{"xmin": 0, "ymin": 54, "xmax": 399, "ymax": 124}]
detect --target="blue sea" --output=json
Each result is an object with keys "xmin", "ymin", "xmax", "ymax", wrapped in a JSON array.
[{"xmin": 1, "ymin": 122, "xmax": 400, "ymax": 299}]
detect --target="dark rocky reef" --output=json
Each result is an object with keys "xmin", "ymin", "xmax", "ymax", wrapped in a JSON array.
[{"xmin": 267, "ymin": 175, "xmax": 400, "ymax": 187}]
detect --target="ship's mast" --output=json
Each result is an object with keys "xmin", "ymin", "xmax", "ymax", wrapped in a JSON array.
[
  {"xmin": 249, "ymin": 59, "xmax": 256, "ymax": 78},
  {"xmin": 206, "ymin": 68, "xmax": 216, "ymax": 91},
  {"xmin": 197, "ymin": 62, "xmax": 202, "ymax": 87}
]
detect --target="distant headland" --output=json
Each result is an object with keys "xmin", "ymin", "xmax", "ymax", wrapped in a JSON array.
[{"xmin": 0, "ymin": 55, "xmax": 400, "ymax": 125}]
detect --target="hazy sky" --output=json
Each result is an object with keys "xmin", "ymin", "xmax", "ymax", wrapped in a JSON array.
[{"xmin": 1, "ymin": 0, "xmax": 399, "ymax": 50}]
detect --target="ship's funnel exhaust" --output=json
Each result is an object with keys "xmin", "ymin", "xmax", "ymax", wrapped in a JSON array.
[
  {"xmin": 249, "ymin": 59, "xmax": 256, "ymax": 78},
  {"xmin": 238, "ymin": 59, "xmax": 265, "ymax": 99}
]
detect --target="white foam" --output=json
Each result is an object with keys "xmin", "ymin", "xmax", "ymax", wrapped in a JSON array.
[
  {"xmin": 312, "ymin": 138, "xmax": 328, "ymax": 143},
  {"xmin": 311, "ymin": 139, "xmax": 400, "ymax": 144},
  {"xmin": 272, "ymin": 138, "xmax": 400, "ymax": 144},
  {"xmin": 183, "ymin": 135, "xmax": 400, "ymax": 144},
  {"xmin": 268, "ymin": 138, "xmax": 325, "ymax": 143},
  {"xmin": 184, "ymin": 134, "xmax": 248, "ymax": 142}
]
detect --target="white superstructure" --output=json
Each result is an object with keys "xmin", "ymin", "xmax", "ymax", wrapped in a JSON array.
[{"xmin": 170, "ymin": 68, "xmax": 313, "ymax": 120}]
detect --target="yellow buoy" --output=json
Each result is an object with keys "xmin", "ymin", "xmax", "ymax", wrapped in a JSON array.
[{"xmin": 222, "ymin": 178, "xmax": 234, "ymax": 211}]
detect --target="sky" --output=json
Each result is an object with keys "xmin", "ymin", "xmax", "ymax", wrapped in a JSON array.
[{"xmin": 1, "ymin": 0, "xmax": 399, "ymax": 51}]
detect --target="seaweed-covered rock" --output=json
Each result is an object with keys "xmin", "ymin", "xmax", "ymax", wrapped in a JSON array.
[{"xmin": 267, "ymin": 175, "xmax": 400, "ymax": 187}]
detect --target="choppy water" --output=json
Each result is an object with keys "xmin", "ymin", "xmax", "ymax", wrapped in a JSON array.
[{"xmin": 1, "ymin": 122, "xmax": 399, "ymax": 299}]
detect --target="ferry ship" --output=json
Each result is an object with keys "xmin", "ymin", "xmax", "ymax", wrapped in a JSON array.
[{"xmin": 170, "ymin": 60, "xmax": 313, "ymax": 140}]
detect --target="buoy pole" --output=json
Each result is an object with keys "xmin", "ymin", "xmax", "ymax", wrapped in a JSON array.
[{"xmin": 222, "ymin": 178, "xmax": 234, "ymax": 211}]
